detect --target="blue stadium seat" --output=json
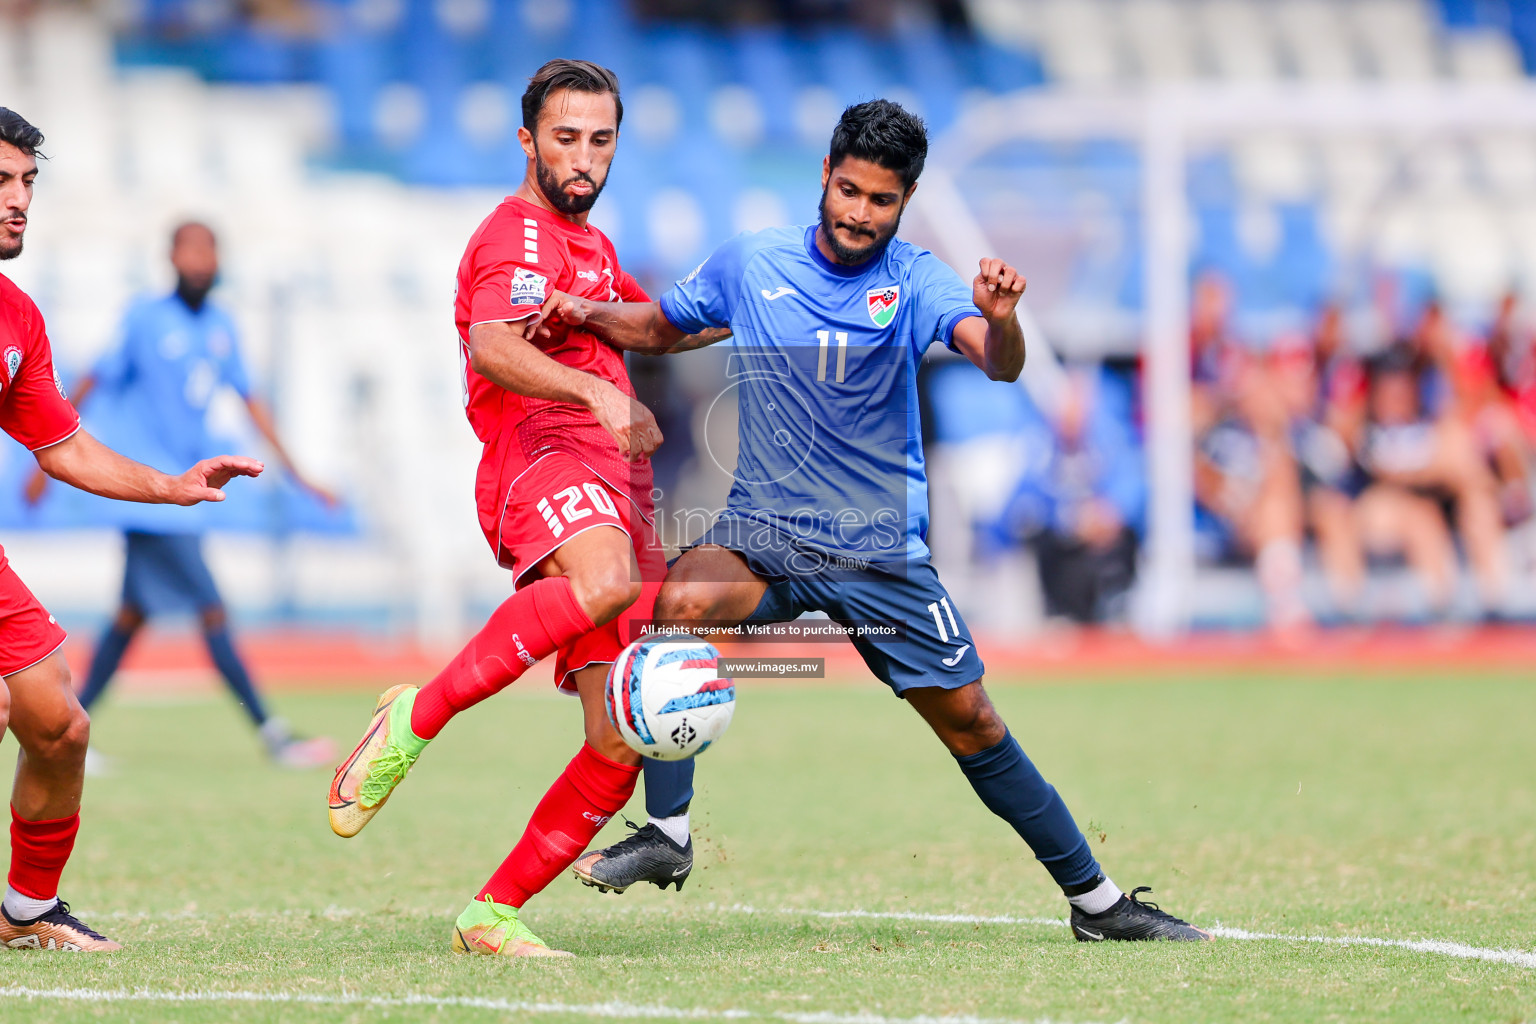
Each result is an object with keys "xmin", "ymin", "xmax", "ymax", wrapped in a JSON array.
[
  {"xmin": 316, "ymin": 33, "xmax": 390, "ymax": 148},
  {"xmin": 892, "ymin": 28, "xmax": 963, "ymax": 130},
  {"xmin": 811, "ymin": 27, "xmax": 889, "ymax": 105},
  {"xmin": 971, "ymin": 39, "xmax": 1046, "ymax": 93},
  {"xmin": 731, "ymin": 27, "xmax": 803, "ymax": 143}
]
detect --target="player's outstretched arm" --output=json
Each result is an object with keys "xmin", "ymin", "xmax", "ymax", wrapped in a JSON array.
[
  {"xmin": 951, "ymin": 258, "xmax": 1027, "ymax": 382},
  {"xmin": 243, "ymin": 395, "xmax": 339, "ymax": 507},
  {"xmin": 31, "ymin": 429, "xmax": 264, "ymax": 506},
  {"xmin": 468, "ymin": 319, "xmax": 663, "ymax": 461},
  {"xmin": 539, "ymin": 292, "xmax": 730, "ymax": 355},
  {"xmin": 21, "ymin": 372, "xmax": 99, "ymax": 506}
]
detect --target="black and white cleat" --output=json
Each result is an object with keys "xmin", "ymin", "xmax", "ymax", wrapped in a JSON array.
[
  {"xmin": 572, "ymin": 819, "xmax": 693, "ymax": 894},
  {"xmin": 1070, "ymin": 887, "xmax": 1212, "ymax": 942}
]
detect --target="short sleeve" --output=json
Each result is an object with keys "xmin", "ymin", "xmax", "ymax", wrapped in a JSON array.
[
  {"xmin": 909, "ymin": 251, "xmax": 982, "ymax": 353},
  {"xmin": 0, "ymin": 309, "xmax": 80, "ymax": 451},
  {"xmin": 657, "ymin": 232, "xmax": 754, "ymax": 334},
  {"xmin": 468, "ymin": 216, "xmax": 563, "ymax": 328}
]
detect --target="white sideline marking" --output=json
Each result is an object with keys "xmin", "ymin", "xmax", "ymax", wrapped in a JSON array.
[
  {"xmin": 729, "ymin": 905, "xmax": 1536, "ymax": 970},
  {"xmin": 0, "ymin": 987, "xmax": 1105, "ymax": 1024},
  {"xmin": 1205, "ymin": 925, "xmax": 1536, "ymax": 970},
  {"xmin": 72, "ymin": 902, "xmax": 1536, "ymax": 971}
]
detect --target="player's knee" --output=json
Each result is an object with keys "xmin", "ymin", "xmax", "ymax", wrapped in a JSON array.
[
  {"xmin": 29, "ymin": 703, "xmax": 90, "ymax": 765},
  {"xmin": 115, "ymin": 604, "xmax": 146, "ymax": 632},
  {"xmin": 571, "ymin": 567, "xmax": 642, "ymax": 626},
  {"xmin": 916, "ymin": 683, "xmax": 1006, "ymax": 756},
  {"xmin": 961, "ymin": 701, "xmax": 1007, "ymax": 750},
  {"xmin": 653, "ymin": 582, "xmax": 715, "ymax": 624}
]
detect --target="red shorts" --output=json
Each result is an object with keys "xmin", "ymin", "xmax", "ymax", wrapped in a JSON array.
[
  {"xmin": 483, "ymin": 453, "xmax": 665, "ymax": 693},
  {"xmin": 0, "ymin": 564, "xmax": 67, "ymax": 678}
]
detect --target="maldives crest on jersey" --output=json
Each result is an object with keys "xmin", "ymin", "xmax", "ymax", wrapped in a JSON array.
[
  {"xmin": 3, "ymin": 346, "xmax": 21, "ymax": 383},
  {"xmin": 866, "ymin": 286, "xmax": 900, "ymax": 328}
]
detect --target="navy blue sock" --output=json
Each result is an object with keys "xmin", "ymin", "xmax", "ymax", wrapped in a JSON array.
[
  {"xmin": 955, "ymin": 730, "xmax": 1101, "ymax": 890},
  {"xmin": 642, "ymin": 757, "xmax": 694, "ymax": 819},
  {"xmin": 203, "ymin": 627, "xmax": 269, "ymax": 728},
  {"xmin": 78, "ymin": 624, "xmax": 137, "ymax": 711}
]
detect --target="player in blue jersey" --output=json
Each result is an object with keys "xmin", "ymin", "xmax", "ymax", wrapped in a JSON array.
[
  {"xmin": 539, "ymin": 100, "xmax": 1208, "ymax": 941},
  {"xmin": 25, "ymin": 222, "xmax": 336, "ymax": 770}
]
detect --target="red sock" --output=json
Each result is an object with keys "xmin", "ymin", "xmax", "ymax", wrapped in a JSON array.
[
  {"xmin": 8, "ymin": 806, "xmax": 79, "ymax": 902},
  {"xmin": 411, "ymin": 576, "xmax": 594, "ymax": 739},
  {"xmin": 479, "ymin": 743, "xmax": 640, "ymax": 908}
]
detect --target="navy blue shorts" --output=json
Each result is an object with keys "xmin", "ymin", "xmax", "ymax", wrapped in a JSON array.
[
  {"xmin": 687, "ymin": 517, "xmax": 985, "ymax": 697},
  {"xmin": 122, "ymin": 531, "xmax": 223, "ymax": 615}
]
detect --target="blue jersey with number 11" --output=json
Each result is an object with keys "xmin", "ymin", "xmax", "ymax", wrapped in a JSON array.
[{"xmin": 659, "ymin": 225, "xmax": 981, "ymax": 563}]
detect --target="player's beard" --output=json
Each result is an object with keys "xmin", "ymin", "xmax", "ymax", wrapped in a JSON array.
[
  {"xmin": 818, "ymin": 186, "xmax": 900, "ymax": 265},
  {"xmin": 176, "ymin": 273, "xmax": 216, "ymax": 312},
  {"xmin": 0, "ymin": 214, "xmax": 23, "ymax": 261},
  {"xmin": 535, "ymin": 148, "xmax": 606, "ymax": 216}
]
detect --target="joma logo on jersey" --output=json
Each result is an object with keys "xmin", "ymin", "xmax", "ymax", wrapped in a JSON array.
[{"xmin": 866, "ymin": 287, "xmax": 900, "ymax": 328}]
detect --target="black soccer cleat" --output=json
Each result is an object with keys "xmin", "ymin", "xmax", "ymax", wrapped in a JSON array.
[
  {"xmin": 1070, "ymin": 887, "xmax": 1211, "ymax": 942},
  {"xmin": 572, "ymin": 819, "xmax": 692, "ymax": 894}
]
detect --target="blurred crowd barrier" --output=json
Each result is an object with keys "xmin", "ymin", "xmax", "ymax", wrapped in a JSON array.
[{"xmin": 4, "ymin": 0, "xmax": 1536, "ymax": 642}]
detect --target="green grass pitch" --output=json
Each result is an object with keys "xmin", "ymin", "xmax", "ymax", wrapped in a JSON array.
[{"xmin": 3, "ymin": 668, "xmax": 1533, "ymax": 1023}]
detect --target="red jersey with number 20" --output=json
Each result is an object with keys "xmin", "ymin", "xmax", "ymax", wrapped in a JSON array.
[
  {"xmin": 0, "ymin": 272, "xmax": 81, "ymax": 573},
  {"xmin": 455, "ymin": 195, "xmax": 654, "ymax": 562}
]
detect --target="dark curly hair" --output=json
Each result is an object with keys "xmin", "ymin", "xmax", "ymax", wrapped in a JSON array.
[
  {"xmin": 828, "ymin": 99, "xmax": 928, "ymax": 190},
  {"xmin": 0, "ymin": 108, "xmax": 44, "ymax": 158}
]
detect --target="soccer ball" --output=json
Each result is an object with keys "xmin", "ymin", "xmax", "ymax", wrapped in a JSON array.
[{"xmin": 605, "ymin": 633, "xmax": 735, "ymax": 761}]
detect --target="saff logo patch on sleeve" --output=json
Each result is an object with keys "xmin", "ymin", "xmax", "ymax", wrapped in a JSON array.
[
  {"xmin": 866, "ymin": 286, "xmax": 900, "ymax": 328},
  {"xmin": 509, "ymin": 267, "xmax": 549, "ymax": 306}
]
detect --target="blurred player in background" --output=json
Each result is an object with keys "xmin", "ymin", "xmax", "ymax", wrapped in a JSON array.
[
  {"xmin": 0, "ymin": 108, "xmax": 263, "ymax": 951},
  {"xmin": 545, "ymin": 99, "xmax": 1208, "ymax": 942},
  {"xmin": 327, "ymin": 59, "xmax": 726, "ymax": 957},
  {"xmin": 25, "ymin": 222, "xmax": 336, "ymax": 769}
]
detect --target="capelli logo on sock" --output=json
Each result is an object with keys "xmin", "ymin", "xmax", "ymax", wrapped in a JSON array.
[
  {"xmin": 511, "ymin": 633, "xmax": 537, "ymax": 668},
  {"xmin": 581, "ymin": 812, "xmax": 612, "ymax": 826}
]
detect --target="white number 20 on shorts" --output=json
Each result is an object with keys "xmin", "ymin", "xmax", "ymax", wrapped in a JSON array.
[{"xmin": 535, "ymin": 483, "xmax": 619, "ymax": 538}]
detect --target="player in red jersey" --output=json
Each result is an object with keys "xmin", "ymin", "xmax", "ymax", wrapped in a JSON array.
[
  {"xmin": 0, "ymin": 108, "xmax": 263, "ymax": 952},
  {"xmin": 328, "ymin": 60, "xmax": 726, "ymax": 957}
]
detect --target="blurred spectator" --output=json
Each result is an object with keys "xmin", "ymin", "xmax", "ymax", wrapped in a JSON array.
[
  {"xmin": 1004, "ymin": 367, "xmax": 1144, "ymax": 624},
  {"xmin": 1189, "ymin": 271, "xmax": 1246, "ymax": 438},
  {"xmin": 1354, "ymin": 343, "xmax": 1509, "ymax": 616},
  {"xmin": 1455, "ymin": 292, "xmax": 1534, "ymax": 527},
  {"xmin": 241, "ymin": 0, "xmax": 316, "ymax": 32},
  {"xmin": 1285, "ymin": 304, "xmax": 1369, "ymax": 615},
  {"xmin": 1485, "ymin": 291, "xmax": 1536, "ymax": 444},
  {"xmin": 1188, "ymin": 271, "xmax": 1308, "ymax": 631}
]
